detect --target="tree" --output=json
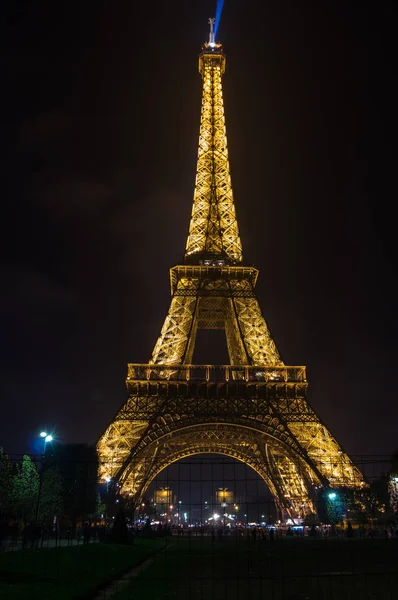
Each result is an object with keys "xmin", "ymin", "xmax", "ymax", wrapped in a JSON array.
[
  {"xmin": 12, "ymin": 455, "xmax": 39, "ymax": 521},
  {"xmin": 344, "ymin": 486, "xmax": 386, "ymax": 524},
  {"xmin": 0, "ymin": 448, "xmax": 13, "ymax": 515},
  {"xmin": 55, "ymin": 444, "xmax": 98, "ymax": 523},
  {"xmin": 40, "ymin": 468, "xmax": 64, "ymax": 521},
  {"xmin": 110, "ymin": 508, "xmax": 129, "ymax": 544},
  {"xmin": 388, "ymin": 475, "xmax": 398, "ymax": 518},
  {"xmin": 388, "ymin": 450, "xmax": 398, "ymax": 520},
  {"xmin": 94, "ymin": 493, "xmax": 106, "ymax": 520},
  {"xmin": 326, "ymin": 493, "xmax": 344, "ymax": 525},
  {"xmin": 391, "ymin": 450, "xmax": 398, "ymax": 473}
]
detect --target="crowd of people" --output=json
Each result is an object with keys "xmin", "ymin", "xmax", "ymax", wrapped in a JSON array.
[{"xmin": 1, "ymin": 514, "xmax": 398, "ymax": 551}]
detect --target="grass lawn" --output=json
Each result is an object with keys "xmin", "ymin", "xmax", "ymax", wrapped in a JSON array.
[
  {"xmin": 0, "ymin": 538, "xmax": 165, "ymax": 600},
  {"xmin": 113, "ymin": 536, "xmax": 398, "ymax": 600}
]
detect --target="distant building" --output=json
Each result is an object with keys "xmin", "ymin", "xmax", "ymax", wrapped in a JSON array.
[
  {"xmin": 153, "ymin": 487, "xmax": 175, "ymax": 506},
  {"xmin": 152, "ymin": 487, "xmax": 177, "ymax": 523},
  {"xmin": 216, "ymin": 487, "xmax": 234, "ymax": 506}
]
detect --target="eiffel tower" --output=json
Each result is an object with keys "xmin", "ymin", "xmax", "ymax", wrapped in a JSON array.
[{"xmin": 97, "ymin": 20, "xmax": 364, "ymax": 520}]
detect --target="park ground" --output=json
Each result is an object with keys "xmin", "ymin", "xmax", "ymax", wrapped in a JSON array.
[
  {"xmin": 1, "ymin": 535, "xmax": 398, "ymax": 599},
  {"xmin": 114, "ymin": 536, "xmax": 398, "ymax": 600},
  {"xmin": 0, "ymin": 538, "xmax": 165, "ymax": 600}
]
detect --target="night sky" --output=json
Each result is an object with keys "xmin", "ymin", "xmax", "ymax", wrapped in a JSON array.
[{"xmin": 1, "ymin": 1, "xmax": 397, "ymax": 459}]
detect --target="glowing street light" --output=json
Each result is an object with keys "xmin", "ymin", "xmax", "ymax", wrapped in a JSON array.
[
  {"xmin": 36, "ymin": 430, "xmax": 54, "ymax": 522},
  {"xmin": 328, "ymin": 492, "xmax": 337, "ymax": 500},
  {"xmin": 39, "ymin": 431, "xmax": 53, "ymax": 454}
]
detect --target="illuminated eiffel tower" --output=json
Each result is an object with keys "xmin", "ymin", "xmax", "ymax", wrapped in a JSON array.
[{"xmin": 97, "ymin": 20, "xmax": 364, "ymax": 520}]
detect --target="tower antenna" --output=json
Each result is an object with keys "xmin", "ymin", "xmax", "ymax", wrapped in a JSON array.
[{"xmin": 208, "ymin": 17, "xmax": 215, "ymax": 45}]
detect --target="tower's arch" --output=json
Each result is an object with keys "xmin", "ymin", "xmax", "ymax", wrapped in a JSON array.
[
  {"xmin": 142, "ymin": 451, "xmax": 280, "ymax": 525},
  {"xmin": 140, "ymin": 450, "xmax": 278, "ymax": 500},
  {"xmin": 116, "ymin": 421, "xmax": 322, "ymax": 521}
]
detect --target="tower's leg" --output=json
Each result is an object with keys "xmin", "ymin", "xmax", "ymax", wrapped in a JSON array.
[
  {"xmin": 267, "ymin": 448, "xmax": 317, "ymax": 521},
  {"xmin": 225, "ymin": 299, "xmax": 250, "ymax": 364},
  {"xmin": 232, "ymin": 292, "xmax": 283, "ymax": 366},
  {"xmin": 150, "ymin": 291, "xmax": 198, "ymax": 365}
]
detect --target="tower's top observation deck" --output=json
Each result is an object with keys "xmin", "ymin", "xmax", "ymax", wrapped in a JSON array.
[
  {"xmin": 199, "ymin": 19, "xmax": 225, "ymax": 74},
  {"xmin": 199, "ymin": 41, "xmax": 226, "ymax": 76}
]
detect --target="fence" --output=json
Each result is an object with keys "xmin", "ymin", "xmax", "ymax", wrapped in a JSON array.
[{"xmin": 0, "ymin": 453, "xmax": 397, "ymax": 599}]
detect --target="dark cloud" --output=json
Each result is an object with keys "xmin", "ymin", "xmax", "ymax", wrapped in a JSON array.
[
  {"xmin": 41, "ymin": 178, "xmax": 113, "ymax": 220},
  {"xmin": 1, "ymin": 264, "xmax": 80, "ymax": 313},
  {"xmin": 20, "ymin": 111, "xmax": 75, "ymax": 146}
]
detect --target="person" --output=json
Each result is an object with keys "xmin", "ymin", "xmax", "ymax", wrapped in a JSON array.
[
  {"xmin": 0, "ymin": 516, "xmax": 7, "ymax": 551},
  {"xmin": 346, "ymin": 522, "xmax": 354, "ymax": 538},
  {"xmin": 31, "ymin": 524, "xmax": 42, "ymax": 548},
  {"xmin": 286, "ymin": 526, "xmax": 293, "ymax": 536},
  {"xmin": 10, "ymin": 520, "xmax": 19, "ymax": 547},
  {"xmin": 251, "ymin": 527, "xmax": 257, "ymax": 541},
  {"xmin": 98, "ymin": 525, "xmax": 106, "ymax": 542},
  {"xmin": 83, "ymin": 520, "xmax": 91, "ymax": 544},
  {"xmin": 269, "ymin": 528, "xmax": 274, "ymax": 542},
  {"xmin": 22, "ymin": 522, "xmax": 32, "ymax": 549}
]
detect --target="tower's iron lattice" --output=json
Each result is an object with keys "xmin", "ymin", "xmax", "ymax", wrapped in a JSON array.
[{"xmin": 97, "ymin": 25, "xmax": 364, "ymax": 521}]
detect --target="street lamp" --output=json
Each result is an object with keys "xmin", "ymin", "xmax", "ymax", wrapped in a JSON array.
[
  {"xmin": 39, "ymin": 431, "xmax": 53, "ymax": 454},
  {"xmin": 234, "ymin": 505, "xmax": 239, "ymax": 521},
  {"xmin": 35, "ymin": 431, "xmax": 54, "ymax": 523},
  {"xmin": 221, "ymin": 501, "xmax": 227, "ymax": 528}
]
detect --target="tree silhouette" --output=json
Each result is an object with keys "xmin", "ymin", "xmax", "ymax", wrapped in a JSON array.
[
  {"xmin": 0, "ymin": 448, "xmax": 13, "ymax": 515},
  {"xmin": 94, "ymin": 493, "xmax": 106, "ymax": 520},
  {"xmin": 40, "ymin": 468, "xmax": 64, "ymax": 520},
  {"xmin": 12, "ymin": 455, "xmax": 39, "ymax": 521}
]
